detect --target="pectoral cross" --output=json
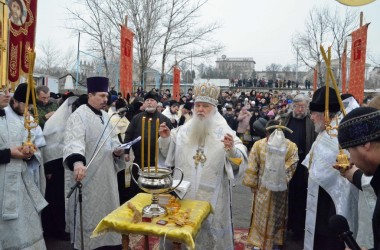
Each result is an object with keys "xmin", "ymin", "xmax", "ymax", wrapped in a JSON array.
[{"xmin": 193, "ymin": 148, "xmax": 207, "ymax": 168}]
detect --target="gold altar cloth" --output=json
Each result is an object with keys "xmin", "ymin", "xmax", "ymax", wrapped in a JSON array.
[{"xmin": 92, "ymin": 193, "xmax": 212, "ymax": 250}]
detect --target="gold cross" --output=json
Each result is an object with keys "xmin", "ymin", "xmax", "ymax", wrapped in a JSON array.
[{"xmin": 193, "ymin": 148, "xmax": 207, "ymax": 168}]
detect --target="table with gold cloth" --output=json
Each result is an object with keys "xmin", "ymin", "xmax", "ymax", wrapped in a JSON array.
[{"xmin": 92, "ymin": 193, "xmax": 212, "ymax": 250}]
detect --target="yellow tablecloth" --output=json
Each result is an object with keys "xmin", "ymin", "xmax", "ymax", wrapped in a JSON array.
[{"xmin": 92, "ymin": 193, "xmax": 212, "ymax": 250}]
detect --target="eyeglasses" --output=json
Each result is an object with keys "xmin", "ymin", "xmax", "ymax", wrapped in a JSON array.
[{"xmin": 293, "ymin": 104, "xmax": 307, "ymax": 110}]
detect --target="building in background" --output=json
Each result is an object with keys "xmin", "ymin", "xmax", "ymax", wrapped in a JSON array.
[{"xmin": 216, "ymin": 56, "xmax": 256, "ymax": 80}]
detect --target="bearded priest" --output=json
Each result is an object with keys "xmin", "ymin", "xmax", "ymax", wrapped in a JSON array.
[{"xmin": 158, "ymin": 82, "xmax": 248, "ymax": 250}]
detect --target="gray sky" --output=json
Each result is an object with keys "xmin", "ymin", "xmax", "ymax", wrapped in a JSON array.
[{"xmin": 35, "ymin": 0, "xmax": 380, "ymax": 71}]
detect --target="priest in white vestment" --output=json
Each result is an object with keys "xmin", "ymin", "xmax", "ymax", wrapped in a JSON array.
[
  {"xmin": 63, "ymin": 77, "xmax": 125, "ymax": 250},
  {"xmin": 0, "ymin": 84, "xmax": 48, "ymax": 250},
  {"xmin": 158, "ymin": 82, "xmax": 248, "ymax": 250},
  {"xmin": 303, "ymin": 86, "xmax": 358, "ymax": 250}
]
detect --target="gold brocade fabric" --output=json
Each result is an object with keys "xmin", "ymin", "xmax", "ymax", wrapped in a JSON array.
[
  {"xmin": 91, "ymin": 193, "xmax": 212, "ymax": 250},
  {"xmin": 243, "ymin": 138, "xmax": 298, "ymax": 249}
]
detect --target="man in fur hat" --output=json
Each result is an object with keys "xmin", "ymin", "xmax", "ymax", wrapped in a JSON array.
[
  {"xmin": 303, "ymin": 86, "xmax": 358, "ymax": 250},
  {"xmin": 337, "ymin": 107, "xmax": 380, "ymax": 249}
]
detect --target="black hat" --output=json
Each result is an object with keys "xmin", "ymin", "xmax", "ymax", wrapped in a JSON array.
[
  {"xmin": 338, "ymin": 107, "xmax": 380, "ymax": 149},
  {"xmin": 169, "ymin": 100, "xmax": 179, "ymax": 107},
  {"xmin": 252, "ymin": 117, "xmax": 268, "ymax": 138},
  {"xmin": 77, "ymin": 94, "xmax": 88, "ymax": 105},
  {"xmin": 115, "ymin": 99, "xmax": 127, "ymax": 111},
  {"xmin": 309, "ymin": 86, "xmax": 340, "ymax": 113},
  {"xmin": 13, "ymin": 83, "xmax": 34, "ymax": 104},
  {"xmin": 183, "ymin": 102, "xmax": 193, "ymax": 111},
  {"xmin": 144, "ymin": 91, "xmax": 159, "ymax": 102},
  {"xmin": 87, "ymin": 76, "xmax": 109, "ymax": 93}
]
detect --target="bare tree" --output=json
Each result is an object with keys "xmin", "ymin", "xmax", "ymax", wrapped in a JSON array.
[
  {"xmin": 65, "ymin": 0, "xmax": 113, "ymax": 77},
  {"xmin": 266, "ymin": 63, "xmax": 282, "ymax": 80},
  {"xmin": 292, "ymin": 7, "xmax": 330, "ymax": 85},
  {"xmin": 197, "ymin": 63, "xmax": 206, "ymax": 79},
  {"xmin": 159, "ymin": 0, "xmax": 222, "ymax": 89},
  {"xmin": 368, "ymin": 53, "xmax": 380, "ymax": 67},
  {"xmin": 60, "ymin": 46, "xmax": 77, "ymax": 73},
  {"xmin": 327, "ymin": 8, "xmax": 358, "ymax": 84},
  {"xmin": 107, "ymin": 0, "xmax": 165, "ymax": 89},
  {"xmin": 65, "ymin": 0, "xmax": 223, "ymax": 90},
  {"xmin": 37, "ymin": 40, "xmax": 61, "ymax": 75}
]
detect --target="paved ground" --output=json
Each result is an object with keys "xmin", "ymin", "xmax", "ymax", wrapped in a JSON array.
[
  {"xmin": 231, "ymin": 182, "xmax": 303, "ymax": 250},
  {"xmin": 45, "ymin": 181, "xmax": 303, "ymax": 249}
]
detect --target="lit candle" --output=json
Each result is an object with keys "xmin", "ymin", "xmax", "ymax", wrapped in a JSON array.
[
  {"xmin": 155, "ymin": 118, "xmax": 159, "ymax": 172},
  {"xmin": 141, "ymin": 117, "xmax": 146, "ymax": 171},
  {"xmin": 147, "ymin": 118, "xmax": 152, "ymax": 173}
]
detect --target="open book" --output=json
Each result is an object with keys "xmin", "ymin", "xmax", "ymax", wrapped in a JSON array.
[{"xmin": 172, "ymin": 180, "xmax": 191, "ymax": 199}]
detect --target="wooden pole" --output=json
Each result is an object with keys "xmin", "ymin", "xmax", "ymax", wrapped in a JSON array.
[
  {"xmin": 124, "ymin": 15, "xmax": 128, "ymax": 27},
  {"xmin": 360, "ymin": 11, "xmax": 363, "ymax": 27}
]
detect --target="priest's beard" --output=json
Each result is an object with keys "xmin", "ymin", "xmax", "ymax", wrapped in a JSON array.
[
  {"xmin": 145, "ymin": 107, "xmax": 156, "ymax": 113},
  {"xmin": 314, "ymin": 119, "xmax": 325, "ymax": 133},
  {"xmin": 187, "ymin": 113, "xmax": 214, "ymax": 146},
  {"xmin": 11, "ymin": 101, "xmax": 24, "ymax": 116},
  {"xmin": 293, "ymin": 110, "xmax": 307, "ymax": 119}
]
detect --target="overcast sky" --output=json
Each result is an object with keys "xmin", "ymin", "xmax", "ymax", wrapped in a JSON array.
[{"xmin": 35, "ymin": 0, "xmax": 380, "ymax": 71}]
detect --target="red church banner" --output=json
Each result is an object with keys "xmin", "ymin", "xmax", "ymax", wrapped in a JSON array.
[
  {"xmin": 120, "ymin": 25, "xmax": 134, "ymax": 97},
  {"xmin": 342, "ymin": 47, "xmax": 347, "ymax": 94},
  {"xmin": 172, "ymin": 66, "xmax": 180, "ymax": 101},
  {"xmin": 348, "ymin": 24, "xmax": 369, "ymax": 104},
  {"xmin": 7, "ymin": 0, "xmax": 38, "ymax": 84}
]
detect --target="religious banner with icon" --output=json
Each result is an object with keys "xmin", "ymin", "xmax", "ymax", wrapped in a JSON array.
[
  {"xmin": 0, "ymin": 0, "xmax": 8, "ymax": 88},
  {"xmin": 7, "ymin": 0, "xmax": 38, "ymax": 85},
  {"xmin": 173, "ymin": 66, "xmax": 180, "ymax": 102},
  {"xmin": 341, "ymin": 45, "xmax": 347, "ymax": 94},
  {"xmin": 336, "ymin": 0, "xmax": 375, "ymax": 6},
  {"xmin": 120, "ymin": 24, "xmax": 134, "ymax": 98},
  {"xmin": 348, "ymin": 24, "xmax": 369, "ymax": 105}
]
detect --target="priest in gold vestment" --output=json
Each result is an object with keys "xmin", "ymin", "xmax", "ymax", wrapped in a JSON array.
[{"xmin": 243, "ymin": 120, "xmax": 298, "ymax": 249}]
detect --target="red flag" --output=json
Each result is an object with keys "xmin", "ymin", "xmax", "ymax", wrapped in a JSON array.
[
  {"xmin": 342, "ymin": 47, "xmax": 347, "ymax": 94},
  {"xmin": 313, "ymin": 67, "xmax": 317, "ymax": 92},
  {"xmin": 173, "ymin": 66, "xmax": 180, "ymax": 102},
  {"xmin": 120, "ymin": 25, "xmax": 134, "ymax": 98},
  {"xmin": 7, "ymin": 0, "xmax": 38, "ymax": 84},
  {"xmin": 348, "ymin": 24, "xmax": 369, "ymax": 104}
]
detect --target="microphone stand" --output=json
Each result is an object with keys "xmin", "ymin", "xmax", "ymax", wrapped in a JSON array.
[
  {"xmin": 66, "ymin": 111, "xmax": 125, "ymax": 250},
  {"xmin": 78, "ymin": 182, "xmax": 84, "ymax": 250}
]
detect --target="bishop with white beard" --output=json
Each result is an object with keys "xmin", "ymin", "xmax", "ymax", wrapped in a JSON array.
[{"xmin": 158, "ymin": 83, "xmax": 248, "ymax": 250}]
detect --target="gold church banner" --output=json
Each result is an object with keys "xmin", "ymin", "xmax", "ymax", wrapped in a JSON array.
[
  {"xmin": 0, "ymin": 0, "xmax": 8, "ymax": 87},
  {"xmin": 336, "ymin": 0, "xmax": 376, "ymax": 6}
]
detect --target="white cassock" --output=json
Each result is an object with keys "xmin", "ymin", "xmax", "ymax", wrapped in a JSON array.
[
  {"xmin": 63, "ymin": 104, "xmax": 125, "ymax": 249},
  {"xmin": 159, "ymin": 111, "xmax": 248, "ymax": 250},
  {"xmin": 0, "ymin": 107, "xmax": 47, "ymax": 250},
  {"xmin": 162, "ymin": 106, "xmax": 180, "ymax": 123}
]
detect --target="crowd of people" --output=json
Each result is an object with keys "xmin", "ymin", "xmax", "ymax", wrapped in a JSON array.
[
  {"xmin": 1, "ymin": 77, "xmax": 380, "ymax": 250},
  {"xmin": 230, "ymin": 77, "xmax": 312, "ymax": 89}
]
